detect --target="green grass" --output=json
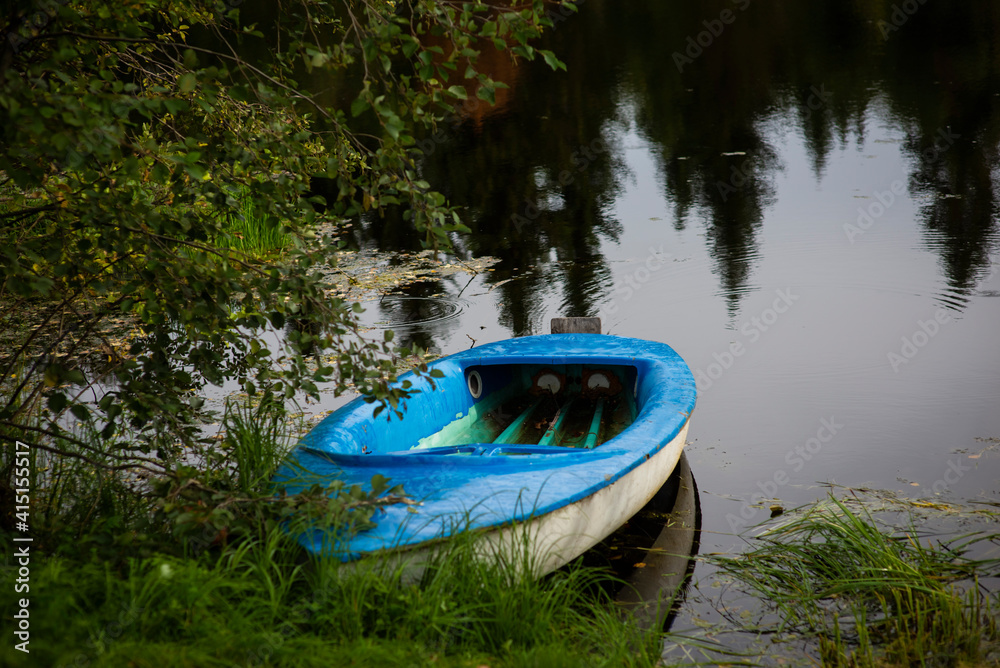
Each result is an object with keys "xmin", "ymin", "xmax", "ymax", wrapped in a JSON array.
[
  {"xmin": 0, "ymin": 375, "xmax": 150, "ymax": 560},
  {"xmin": 221, "ymin": 397, "xmax": 292, "ymax": 495},
  {"xmin": 0, "ymin": 513, "xmax": 662, "ymax": 667},
  {"xmin": 0, "ymin": 398, "xmax": 663, "ymax": 668},
  {"xmin": 711, "ymin": 494, "xmax": 1000, "ymax": 667},
  {"xmin": 219, "ymin": 185, "xmax": 290, "ymax": 258}
]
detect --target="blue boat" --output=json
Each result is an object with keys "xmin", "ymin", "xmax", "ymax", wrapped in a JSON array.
[{"xmin": 276, "ymin": 332, "xmax": 696, "ymax": 575}]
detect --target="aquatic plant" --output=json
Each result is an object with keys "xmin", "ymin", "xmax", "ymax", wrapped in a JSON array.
[
  {"xmin": 218, "ymin": 186, "xmax": 290, "ymax": 259},
  {"xmin": 711, "ymin": 494, "xmax": 1000, "ymax": 666}
]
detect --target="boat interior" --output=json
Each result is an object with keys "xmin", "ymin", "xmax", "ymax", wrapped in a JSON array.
[{"xmin": 411, "ymin": 363, "xmax": 640, "ymax": 454}]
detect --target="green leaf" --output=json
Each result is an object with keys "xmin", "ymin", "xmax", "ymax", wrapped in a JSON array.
[
  {"xmin": 47, "ymin": 392, "xmax": 68, "ymax": 413},
  {"xmin": 163, "ymin": 98, "xmax": 187, "ymax": 115},
  {"xmin": 43, "ymin": 365, "xmax": 61, "ymax": 387},
  {"xmin": 384, "ymin": 113, "xmax": 404, "ymax": 139},
  {"xmin": 477, "ymin": 85, "xmax": 497, "ymax": 105},
  {"xmin": 540, "ymin": 49, "xmax": 567, "ymax": 71},
  {"xmin": 370, "ymin": 474, "xmax": 389, "ymax": 495},
  {"xmin": 351, "ymin": 96, "xmax": 369, "ymax": 117},
  {"xmin": 402, "ymin": 39, "xmax": 420, "ymax": 58},
  {"xmin": 178, "ymin": 73, "xmax": 197, "ymax": 93},
  {"xmin": 185, "ymin": 163, "xmax": 208, "ymax": 180}
]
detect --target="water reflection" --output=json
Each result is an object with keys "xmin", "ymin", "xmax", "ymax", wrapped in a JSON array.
[
  {"xmin": 341, "ymin": 0, "xmax": 999, "ymax": 328},
  {"xmin": 880, "ymin": 2, "xmax": 1000, "ymax": 307},
  {"xmin": 364, "ymin": 293, "xmax": 467, "ymax": 352},
  {"xmin": 612, "ymin": 452, "xmax": 701, "ymax": 632}
]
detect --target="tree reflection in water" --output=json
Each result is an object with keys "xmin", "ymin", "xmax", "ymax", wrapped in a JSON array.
[{"xmin": 332, "ymin": 0, "xmax": 1000, "ymax": 341}]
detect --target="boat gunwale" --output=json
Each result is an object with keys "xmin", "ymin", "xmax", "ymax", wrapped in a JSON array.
[{"xmin": 280, "ymin": 333, "xmax": 696, "ymax": 559}]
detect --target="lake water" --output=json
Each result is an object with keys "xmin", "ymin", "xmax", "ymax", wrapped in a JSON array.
[{"xmin": 325, "ymin": 0, "xmax": 1000, "ymax": 642}]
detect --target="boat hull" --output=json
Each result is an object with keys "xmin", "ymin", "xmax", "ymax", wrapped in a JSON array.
[
  {"xmin": 276, "ymin": 333, "xmax": 697, "ymax": 572},
  {"xmin": 475, "ymin": 419, "xmax": 689, "ymax": 576}
]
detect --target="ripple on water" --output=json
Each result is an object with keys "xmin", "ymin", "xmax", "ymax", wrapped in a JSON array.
[{"xmin": 361, "ymin": 295, "xmax": 468, "ymax": 331}]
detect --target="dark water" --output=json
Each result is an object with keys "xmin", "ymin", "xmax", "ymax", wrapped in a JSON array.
[{"xmin": 336, "ymin": 0, "xmax": 1000, "ymax": 638}]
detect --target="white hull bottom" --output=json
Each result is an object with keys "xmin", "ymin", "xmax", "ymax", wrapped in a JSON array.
[{"xmin": 478, "ymin": 420, "xmax": 690, "ymax": 577}]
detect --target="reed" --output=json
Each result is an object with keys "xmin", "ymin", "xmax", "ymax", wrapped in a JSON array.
[
  {"xmin": 219, "ymin": 185, "xmax": 290, "ymax": 258},
  {"xmin": 712, "ymin": 494, "xmax": 1000, "ymax": 667},
  {"xmin": 221, "ymin": 396, "xmax": 293, "ymax": 495}
]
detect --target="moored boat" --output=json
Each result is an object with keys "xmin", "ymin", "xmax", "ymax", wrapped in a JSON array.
[{"xmin": 275, "ymin": 330, "xmax": 696, "ymax": 575}]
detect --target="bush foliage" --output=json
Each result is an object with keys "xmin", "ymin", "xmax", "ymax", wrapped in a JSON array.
[{"xmin": 0, "ymin": 0, "xmax": 567, "ymax": 481}]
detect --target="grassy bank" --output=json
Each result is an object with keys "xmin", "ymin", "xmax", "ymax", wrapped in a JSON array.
[
  {"xmin": 0, "ymin": 400, "xmax": 662, "ymax": 668},
  {"xmin": 1, "ymin": 530, "xmax": 661, "ymax": 667}
]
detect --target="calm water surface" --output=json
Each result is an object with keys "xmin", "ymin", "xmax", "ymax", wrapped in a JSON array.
[{"xmin": 331, "ymin": 0, "xmax": 1000, "ymax": 643}]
